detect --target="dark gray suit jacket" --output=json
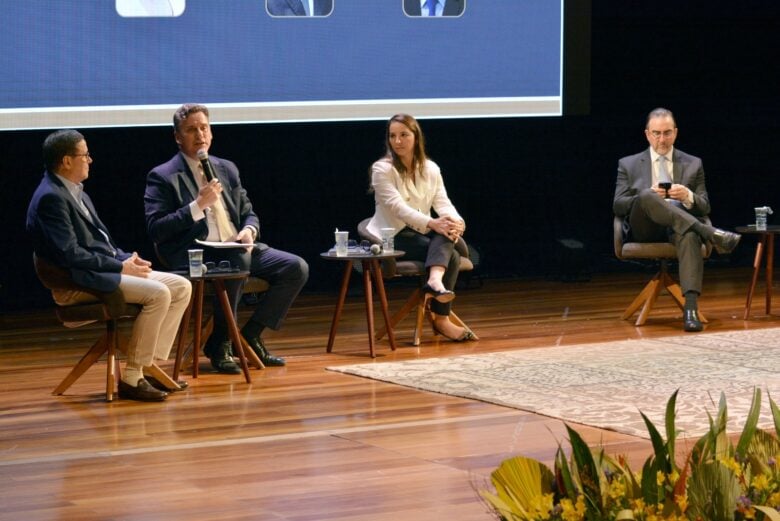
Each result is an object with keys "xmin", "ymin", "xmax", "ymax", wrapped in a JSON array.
[
  {"xmin": 404, "ymin": 0, "xmax": 465, "ymax": 16},
  {"xmin": 613, "ymin": 148, "xmax": 711, "ymax": 219},
  {"xmin": 266, "ymin": 0, "xmax": 333, "ymax": 16}
]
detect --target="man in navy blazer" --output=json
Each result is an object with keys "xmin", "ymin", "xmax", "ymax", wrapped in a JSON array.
[
  {"xmin": 145, "ymin": 104, "xmax": 308, "ymax": 373},
  {"xmin": 266, "ymin": 0, "xmax": 333, "ymax": 16},
  {"xmin": 27, "ymin": 129, "xmax": 191, "ymax": 401},
  {"xmin": 613, "ymin": 108, "xmax": 741, "ymax": 332},
  {"xmin": 403, "ymin": 0, "xmax": 465, "ymax": 17}
]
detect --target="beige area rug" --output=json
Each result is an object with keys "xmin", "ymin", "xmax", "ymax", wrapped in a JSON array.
[{"xmin": 327, "ymin": 328, "xmax": 780, "ymax": 439}]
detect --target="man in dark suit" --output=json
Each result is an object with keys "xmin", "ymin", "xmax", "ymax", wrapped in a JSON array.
[
  {"xmin": 613, "ymin": 108, "xmax": 741, "ymax": 332},
  {"xmin": 266, "ymin": 0, "xmax": 333, "ymax": 16},
  {"xmin": 27, "ymin": 129, "xmax": 192, "ymax": 401},
  {"xmin": 403, "ymin": 0, "xmax": 465, "ymax": 17},
  {"xmin": 144, "ymin": 104, "xmax": 308, "ymax": 373}
]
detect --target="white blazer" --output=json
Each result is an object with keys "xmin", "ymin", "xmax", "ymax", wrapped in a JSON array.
[{"xmin": 366, "ymin": 158, "xmax": 462, "ymax": 240}]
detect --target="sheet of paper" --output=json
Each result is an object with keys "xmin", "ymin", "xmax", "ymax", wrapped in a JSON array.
[{"xmin": 195, "ymin": 239, "xmax": 253, "ymax": 249}]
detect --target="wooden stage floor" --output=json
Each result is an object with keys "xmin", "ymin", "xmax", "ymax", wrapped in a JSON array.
[{"xmin": 0, "ymin": 266, "xmax": 777, "ymax": 520}]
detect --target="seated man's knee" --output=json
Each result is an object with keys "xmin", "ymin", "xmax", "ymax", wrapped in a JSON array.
[
  {"xmin": 637, "ymin": 188, "xmax": 659, "ymax": 206},
  {"xmin": 294, "ymin": 256, "xmax": 309, "ymax": 283}
]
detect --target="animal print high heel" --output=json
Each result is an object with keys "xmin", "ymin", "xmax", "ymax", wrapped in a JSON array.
[{"xmin": 430, "ymin": 317, "xmax": 478, "ymax": 342}]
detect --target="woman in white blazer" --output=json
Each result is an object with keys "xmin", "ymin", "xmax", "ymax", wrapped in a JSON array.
[{"xmin": 367, "ymin": 114, "xmax": 475, "ymax": 342}]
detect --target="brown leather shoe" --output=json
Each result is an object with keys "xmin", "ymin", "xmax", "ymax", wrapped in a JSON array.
[
  {"xmin": 118, "ymin": 379, "xmax": 168, "ymax": 402},
  {"xmin": 145, "ymin": 375, "xmax": 189, "ymax": 392}
]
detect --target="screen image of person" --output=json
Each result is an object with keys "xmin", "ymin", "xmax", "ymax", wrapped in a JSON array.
[
  {"xmin": 366, "ymin": 114, "xmax": 475, "ymax": 342},
  {"xmin": 266, "ymin": 0, "xmax": 333, "ymax": 17},
  {"xmin": 26, "ymin": 129, "xmax": 192, "ymax": 402},
  {"xmin": 144, "ymin": 104, "xmax": 309, "ymax": 373},
  {"xmin": 115, "ymin": 0, "xmax": 186, "ymax": 17},
  {"xmin": 612, "ymin": 107, "xmax": 742, "ymax": 332},
  {"xmin": 403, "ymin": 0, "xmax": 465, "ymax": 17}
]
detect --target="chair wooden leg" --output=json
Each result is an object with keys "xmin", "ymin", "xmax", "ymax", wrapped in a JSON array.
[
  {"xmin": 413, "ymin": 295, "xmax": 429, "ymax": 346},
  {"xmin": 375, "ymin": 288, "xmax": 422, "ymax": 341},
  {"xmin": 106, "ymin": 320, "xmax": 117, "ymax": 402},
  {"xmin": 622, "ymin": 268, "xmax": 708, "ymax": 326},
  {"xmin": 621, "ymin": 274, "xmax": 661, "ymax": 322},
  {"xmin": 144, "ymin": 363, "xmax": 179, "ymax": 390},
  {"xmin": 635, "ymin": 278, "xmax": 663, "ymax": 326},
  {"xmin": 53, "ymin": 335, "xmax": 109, "ymax": 397}
]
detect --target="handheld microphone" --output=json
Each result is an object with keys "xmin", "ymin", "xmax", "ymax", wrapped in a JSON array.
[{"xmin": 196, "ymin": 148, "xmax": 215, "ymax": 182}]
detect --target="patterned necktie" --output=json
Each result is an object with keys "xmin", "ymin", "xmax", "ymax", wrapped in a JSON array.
[
  {"xmin": 427, "ymin": 0, "xmax": 437, "ymax": 16},
  {"xmin": 199, "ymin": 165, "xmax": 236, "ymax": 241}
]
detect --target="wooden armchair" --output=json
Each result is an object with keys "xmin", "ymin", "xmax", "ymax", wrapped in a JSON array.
[
  {"xmin": 357, "ymin": 218, "xmax": 476, "ymax": 345},
  {"xmin": 613, "ymin": 215, "xmax": 712, "ymax": 326},
  {"xmin": 33, "ymin": 253, "xmax": 142, "ymax": 401}
]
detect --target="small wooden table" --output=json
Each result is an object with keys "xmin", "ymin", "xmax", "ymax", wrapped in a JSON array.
[
  {"xmin": 735, "ymin": 225, "xmax": 780, "ymax": 319},
  {"xmin": 320, "ymin": 250, "xmax": 405, "ymax": 358},
  {"xmin": 172, "ymin": 270, "xmax": 259, "ymax": 383}
]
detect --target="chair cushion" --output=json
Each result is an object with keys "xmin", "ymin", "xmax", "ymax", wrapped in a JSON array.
[
  {"xmin": 621, "ymin": 242, "xmax": 708, "ymax": 260},
  {"xmin": 55, "ymin": 302, "xmax": 142, "ymax": 326},
  {"xmin": 620, "ymin": 242, "xmax": 679, "ymax": 259}
]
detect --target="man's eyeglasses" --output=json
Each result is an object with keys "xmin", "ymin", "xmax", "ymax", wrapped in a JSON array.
[
  {"xmin": 69, "ymin": 152, "xmax": 92, "ymax": 159},
  {"xmin": 648, "ymin": 130, "xmax": 675, "ymax": 139}
]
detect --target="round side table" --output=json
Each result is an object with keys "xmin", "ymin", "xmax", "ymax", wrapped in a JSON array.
[
  {"xmin": 735, "ymin": 225, "xmax": 780, "ymax": 319},
  {"xmin": 172, "ymin": 270, "xmax": 256, "ymax": 382},
  {"xmin": 320, "ymin": 250, "xmax": 405, "ymax": 358}
]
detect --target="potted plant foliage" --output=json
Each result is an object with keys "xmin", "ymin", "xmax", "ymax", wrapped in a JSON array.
[{"xmin": 479, "ymin": 389, "xmax": 780, "ymax": 520}]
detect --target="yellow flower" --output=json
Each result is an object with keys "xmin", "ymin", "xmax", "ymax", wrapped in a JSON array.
[
  {"xmin": 656, "ymin": 470, "xmax": 665, "ymax": 486},
  {"xmin": 751, "ymin": 473, "xmax": 770, "ymax": 491},
  {"xmin": 528, "ymin": 493, "xmax": 554, "ymax": 520},
  {"xmin": 560, "ymin": 496, "xmax": 585, "ymax": 521},
  {"xmin": 767, "ymin": 491, "xmax": 780, "ymax": 507},
  {"xmin": 675, "ymin": 493, "xmax": 688, "ymax": 513},
  {"xmin": 719, "ymin": 456, "xmax": 743, "ymax": 477},
  {"xmin": 610, "ymin": 479, "xmax": 626, "ymax": 500},
  {"xmin": 575, "ymin": 495, "xmax": 586, "ymax": 517}
]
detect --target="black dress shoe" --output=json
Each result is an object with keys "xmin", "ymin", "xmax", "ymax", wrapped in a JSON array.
[
  {"xmin": 683, "ymin": 309, "xmax": 703, "ymax": 332},
  {"xmin": 118, "ymin": 379, "xmax": 168, "ymax": 402},
  {"xmin": 422, "ymin": 283, "xmax": 455, "ymax": 303},
  {"xmin": 244, "ymin": 336, "xmax": 286, "ymax": 366},
  {"xmin": 206, "ymin": 340, "xmax": 242, "ymax": 374},
  {"xmin": 711, "ymin": 229, "xmax": 741, "ymax": 254},
  {"xmin": 145, "ymin": 375, "xmax": 189, "ymax": 392}
]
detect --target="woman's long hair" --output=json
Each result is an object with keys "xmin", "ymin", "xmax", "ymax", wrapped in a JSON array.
[{"xmin": 369, "ymin": 113, "xmax": 428, "ymax": 192}]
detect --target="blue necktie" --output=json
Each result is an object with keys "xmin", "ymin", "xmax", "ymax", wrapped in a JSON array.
[{"xmin": 427, "ymin": 0, "xmax": 437, "ymax": 16}]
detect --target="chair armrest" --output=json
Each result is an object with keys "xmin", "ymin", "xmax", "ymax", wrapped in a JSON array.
[
  {"xmin": 613, "ymin": 216, "xmax": 625, "ymax": 259},
  {"xmin": 33, "ymin": 253, "xmax": 128, "ymax": 319}
]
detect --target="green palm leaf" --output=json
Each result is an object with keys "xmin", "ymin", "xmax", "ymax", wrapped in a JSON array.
[{"xmin": 736, "ymin": 388, "xmax": 762, "ymax": 457}]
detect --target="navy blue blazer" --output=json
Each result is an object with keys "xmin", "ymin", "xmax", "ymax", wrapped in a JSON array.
[
  {"xmin": 266, "ymin": 0, "xmax": 333, "ymax": 16},
  {"xmin": 144, "ymin": 152, "xmax": 261, "ymax": 268},
  {"xmin": 403, "ymin": 0, "xmax": 465, "ymax": 16},
  {"xmin": 26, "ymin": 171, "xmax": 129, "ymax": 293}
]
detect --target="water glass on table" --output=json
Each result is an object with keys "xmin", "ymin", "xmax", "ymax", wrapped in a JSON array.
[{"xmin": 334, "ymin": 230, "xmax": 348, "ymax": 257}]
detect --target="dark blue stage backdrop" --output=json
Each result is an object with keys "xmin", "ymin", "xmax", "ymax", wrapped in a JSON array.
[{"xmin": 0, "ymin": 0, "xmax": 562, "ymax": 129}]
